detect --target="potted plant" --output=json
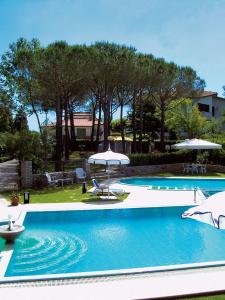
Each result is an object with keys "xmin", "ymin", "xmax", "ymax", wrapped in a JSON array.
[{"xmin": 10, "ymin": 192, "xmax": 20, "ymax": 206}]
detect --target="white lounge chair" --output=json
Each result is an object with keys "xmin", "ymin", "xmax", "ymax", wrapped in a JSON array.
[
  {"xmin": 199, "ymin": 163, "xmax": 207, "ymax": 174},
  {"xmin": 45, "ymin": 172, "xmax": 59, "ymax": 186},
  {"xmin": 92, "ymin": 178, "xmax": 107, "ymax": 194},
  {"xmin": 91, "ymin": 179, "xmax": 125, "ymax": 197},
  {"xmin": 75, "ymin": 168, "xmax": 86, "ymax": 182},
  {"xmin": 183, "ymin": 163, "xmax": 192, "ymax": 174}
]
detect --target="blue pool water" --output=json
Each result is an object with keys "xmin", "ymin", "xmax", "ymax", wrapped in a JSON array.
[
  {"xmin": 5, "ymin": 208, "xmax": 225, "ymax": 278},
  {"xmin": 120, "ymin": 177, "xmax": 225, "ymax": 191}
]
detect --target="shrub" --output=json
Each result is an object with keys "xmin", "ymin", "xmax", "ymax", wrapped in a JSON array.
[
  {"xmin": 0, "ymin": 156, "xmax": 10, "ymax": 163},
  {"xmin": 129, "ymin": 151, "xmax": 193, "ymax": 166},
  {"xmin": 209, "ymin": 149, "xmax": 225, "ymax": 166},
  {"xmin": 33, "ymin": 175, "xmax": 48, "ymax": 189}
]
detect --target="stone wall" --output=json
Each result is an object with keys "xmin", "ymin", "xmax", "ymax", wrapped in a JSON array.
[
  {"xmin": 32, "ymin": 163, "xmax": 225, "ymax": 188},
  {"xmin": 21, "ymin": 161, "xmax": 32, "ymax": 188},
  {"xmin": 122, "ymin": 163, "xmax": 225, "ymax": 176}
]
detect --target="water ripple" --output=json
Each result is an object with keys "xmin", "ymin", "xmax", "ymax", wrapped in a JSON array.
[{"xmin": 11, "ymin": 230, "xmax": 87, "ymax": 275}]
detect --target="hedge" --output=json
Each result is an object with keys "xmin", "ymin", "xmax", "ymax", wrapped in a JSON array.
[
  {"xmin": 128, "ymin": 151, "xmax": 194, "ymax": 166},
  {"xmin": 209, "ymin": 150, "xmax": 225, "ymax": 166},
  {"xmin": 0, "ymin": 156, "xmax": 11, "ymax": 163}
]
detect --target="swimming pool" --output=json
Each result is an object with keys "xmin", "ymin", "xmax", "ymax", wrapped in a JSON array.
[
  {"xmin": 3, "ymin": 207, "xmax": 225, "ymax": 280},
  {"xmin": 119, "ymin": 177, "xmax": 225, "ymax": 191}
]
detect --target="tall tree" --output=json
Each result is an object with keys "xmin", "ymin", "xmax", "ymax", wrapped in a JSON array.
[
  {"xmin": 149, "ymin": 59, "xmax": 205, "ymax": 151},
  {"xmin": 0, "ymin": 88, "xmax": 14, "ymax": 132},
  {"xmin": 165, "ymin": 98, "xmax": 209, "ymax": 138},
  {"xmin": 34, "ymin": 42, "xmax": 88, "ymax": 169},
  {"xmin": 89, "ymin": 42, "xmax": 132, "ymax": 150},
  {"xmin": 114, "ymin": 47, "xmax": 136, "ymax": 152},
  {"xmin": 128, "ymin": 98, "xmax": 160, "ymax": 144},
  {"xmin": 0, "ymin": 38, "xmax": 44, "ymax": 135},
  {"xmin": 13, "ymin": 106, "xmax": 29, "ymax": 132}
]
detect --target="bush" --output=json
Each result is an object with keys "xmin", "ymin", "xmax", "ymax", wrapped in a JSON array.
[
  {"xmin": 33, "ymin": 175, "xmax": 48, "ymax": 189},
  {"xmin": 129, "ymin": 151, "xmax": 193, "ymax": 166},
  {"xmin": 0, "ymin": 156, "xmax": 10, "ymax": 163},
  {"xmin": 209, "ymin": 149, "xmax": 225, "ymax": 166}
]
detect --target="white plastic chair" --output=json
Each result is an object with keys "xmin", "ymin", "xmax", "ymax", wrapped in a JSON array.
[
  {"xmin": 191, "ymin": 163, "xmax": 199, "ymax": 174},
  {"xmin": 200, "ymin": 163, "xmax": 207, "ymax": 174},
  {"xmin": 75, "ymin": 168, "xmax": 86, "ymax": 182},
  {"xmin": 45, "ymin": 172, "xmax": 59, "ymax": 186},
  {"xmin": 183, "ymin": 163, "xmax": 192, "ymax": 174}
]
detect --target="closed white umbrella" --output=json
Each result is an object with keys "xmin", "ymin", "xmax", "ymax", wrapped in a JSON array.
[
  {"xmin": 88, "ymin": 146, "xmax": 130, "ymax": 199},
  {"xmin": 182, "ymin": 192, "xmax": 225, "ymax": 229},
  {"xmin": 172, "ymin": 138, "xmax": 222, "ymax": 150}
]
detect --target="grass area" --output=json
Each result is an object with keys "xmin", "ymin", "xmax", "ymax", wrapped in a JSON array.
[
  {"xmin": 180, "ymin": 295, "xmax": 225, "ymax": 300},
  {"xmin": 2, "ymin": 183, "xmax": 128, "ymax": 204}
]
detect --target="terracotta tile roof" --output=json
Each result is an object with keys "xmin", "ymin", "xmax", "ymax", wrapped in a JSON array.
[
  {"xmin": 194, "ymin": 91, "xmax": 218, "ymax": 98},
  {"xmin": 62, "ymin": 118, "xmax": 101, "ymax": 127},
  {"xmin": 44, "ymin": 118, "xmax": 102, "ymax": 128}
]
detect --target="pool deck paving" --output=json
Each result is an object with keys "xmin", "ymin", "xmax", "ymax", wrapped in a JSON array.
[
  {"xmin": 0, "ymin": 183, "xmax": 221, "ymax": 300},
  {"xmin": 0, "ymin": 184, "xmax": 203, "ymax": 222},
  {"xmin": 1, "ymin": 266, "xmax": 225, "ymax": 299}
]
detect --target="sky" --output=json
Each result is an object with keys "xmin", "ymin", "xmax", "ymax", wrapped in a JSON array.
[{"xmin": 1, "ymin": 0, "xmax": 225, "ymax": 131}]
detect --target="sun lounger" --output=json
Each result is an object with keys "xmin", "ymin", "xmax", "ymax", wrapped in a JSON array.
[{"xmin": 91, "ymin": 179, "xmax": 125, "ymax": 197}]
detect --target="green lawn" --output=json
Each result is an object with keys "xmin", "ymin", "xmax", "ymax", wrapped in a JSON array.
[
  {"xmin": 179, "ymin": 295, "xmax": 225, "ymax": 300},
  {"xmin": 2, "ymin": 183, "xmax": 128, "ymax": 204}
]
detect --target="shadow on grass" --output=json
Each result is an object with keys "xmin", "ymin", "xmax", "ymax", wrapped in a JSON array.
[{"xmin": 82, "ymin": 199, "xmax": 123, "ymax": 205}]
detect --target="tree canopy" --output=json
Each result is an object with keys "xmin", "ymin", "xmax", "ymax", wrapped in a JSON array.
[
  {"xmin": 165, "ymin": 98, "xmax": 209, "ymax": 139},
  {"xmin": 0, "ymin": 38, "xmax": 205, "ymax": 169}
]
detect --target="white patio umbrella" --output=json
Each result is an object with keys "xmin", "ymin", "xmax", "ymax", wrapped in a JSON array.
[
  {"xmin": 88, "ymin": 146, "xmax": 130, "ymax": 199},
  {"xmin": 172, "ymin": 138, "xmax": 222, "ymax": 150},
  {"xmin": 182, "ymin": 191, "xmax": 225, "ymax": 229}
]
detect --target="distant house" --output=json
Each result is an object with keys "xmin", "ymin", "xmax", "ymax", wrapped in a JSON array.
[
  {"xmin": 191, "ymin": 91, "xmax": 225, "ymax": 120},
  {"xmin": 43, "ymin": 112, "xmax": 104, "ymax": 140}
]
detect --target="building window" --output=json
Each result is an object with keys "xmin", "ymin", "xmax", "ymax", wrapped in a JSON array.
[
  {"xmin": 77, "ymin": 128, "xmax": 86, "ymax": 138},
  {"xmin": 198, "ymin": 103, "xmax": 210, "ymax": 112},
  {"xmin": 212, "ymin": 106, "xmax": 215, "ymax": 117}
]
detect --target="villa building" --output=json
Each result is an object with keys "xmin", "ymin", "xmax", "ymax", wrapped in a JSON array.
[
  {"xmin": 191, "ymin": 91, "xmax": 225, "ymax": 120},
  {"xmin": 43, "ymin": 112, "xmax": 104, "ymax": 140}
]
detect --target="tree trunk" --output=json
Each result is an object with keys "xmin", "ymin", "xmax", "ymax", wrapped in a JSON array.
[
  {"xmin": 55, "ymin": 98, "xmax": 63, "ymax": 171},
  {"xmin": 32, "ymin": 104, "xmax": 43, "ymax": 136},
  {"xmin": 160, "ymin": 97, "xmax": 165, "ymax": 152},
  {"xmin": 102, "ymin": 93, "xmax": 111, "ymax": 151},
  {"xmin": 139, "ymin": 92, "xmax": 143, "ymax": 153},
  {"xmin": 96, "ymin": 101, "xmax": 102, "ymax": 151},
  {"xmin": 132, "ymin": 94, "xmax": 137, "ymax": 153},
  {"xmin": 103, "ymin": 103, "xmax": 109, "ymax": 151},
  {"xmin": 91, "ymin": 104, "xmax": 96, "ymax": 143},
  {"xmin": 64, "ymin": 102, "xmax": 70, "ymax": 160},
  {"xmin": 69, "ymin": 103, "xmax": 76, "ymax": 150},
  {"xmin": 120, "ymin": 103, "xmax": 125, "ymax": 153},
  {"xmin": 29, "ymin": 89, "xmax": 43, "ymax": 140}
]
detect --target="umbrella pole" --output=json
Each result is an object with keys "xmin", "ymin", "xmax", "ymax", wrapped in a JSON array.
[{"xmin": 108, "ymin": 164, "xmax": 110, "ymax": 198}]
